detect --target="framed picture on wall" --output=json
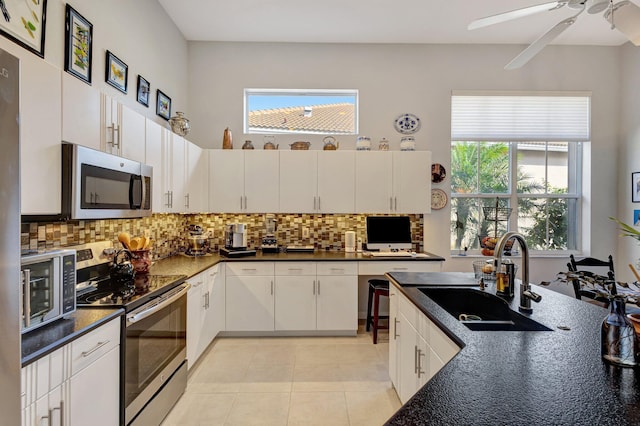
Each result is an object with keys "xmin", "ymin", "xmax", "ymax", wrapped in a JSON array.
[
  {"xmin": 105, "ymin": 50, "xmax": 128, "ymax": 93},
  {"xmin": 156, "ymin": 89, "xmax": 171, "ymax": 120},
  {"xmin": 633, "ymin": 172, "xmax": 640, "ymax": 203},
  {"xmin": 136, "ymin": 75, "xmax": 150, "ymax": 107},
  {"xmin": 0, "ymin": 0, "xmax": 47, "ymax": 57},
  {"xmin": 64, "ymin": 4, "xmax": 92, "ymax": 84}
]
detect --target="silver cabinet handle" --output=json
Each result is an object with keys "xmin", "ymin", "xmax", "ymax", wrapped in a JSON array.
[
  {"xmin": 313, "ymin": 280, "xmax": 316, "ymax": 295},
  {"xmin": 330, "ymin": 268, "xmax": 344, "ymax": 272},
  {"xmin": 113, "ymin": 124, "xmax": 121, "ymax": 148},
  {"xmin": 95, "ymin": 193, "xmax": 99, "ymax": 204},
  {"xmin": 271, "ymin": 280, "xmax": 274, "ymax": 295},
  {"xmin": 414, "ymin": 345, "xmax": 418, "ymax": 374},
  {"xmin": 165, "ymin": 192, "xmax": 171, "ymax": 207},
  {"xmin": 317, "ymin": 280, "xmax": 320, "ymax": 295},
  {"xmin": 81, "ymin": 340, "xmax": 110, "ymax": 358},
  {"xmin": 170, "ymin": 191, "xmax": 173, "ymax": 208},
  {"xmin": 206, "ymin": 291, "xmax": 210, "ymax": 309},
  {"xmin": 22, "ymin": 269, "xmax": 30, "ymax": 328},
  {"xmin": 240, "ymin": 196, "xmax": 243, "ymax": 209},
  {"xmin": 288, "ymin": 268, "xmax": 303, "ymax": 271},
  {"xmin": 392, "ymin": 267, "xmax": 409, "ymax": 271},
  {"xmin": 313, "ymin": 196, "xmax": 317, "ymax": 210},
  {"xmin": 395, "ymin": 197, "xmax": 397, "ymax": 211},
  {"xmin": 244, "ymin": 195, "xmax": 247, "ymax": 210},
  {"xmin": 394, "ymin": 318, "xmax": 399, "ymax": 340},
  {"xmin": 106, "ymin": 124, "xmax": 115, "ymax": 147},
  {"xmin": 390, "ymin": 197, "xmax": 393, "ymax": 211},
  {"xmin": 242, "ymin": 268, "xmax": 257, "ymax": 272},
  {"xmin": 185, "ymin": 193, "xmax": 190, "ymax": 208},
  {"xmin": 202, "ymin": 292, "xmax": 207, "ymax": 309},
  {"xmin": 192, "ymin": 280, "xmax": 203, "ymax": 288},
  {"xmin": 417, "ymin": 348, "xmax": 426, "ymax": 378},
  {"xmin": 50, "ymin": 401, "xmax": 63, "ymax": 426},
  {"xmin": 318, "ymin": 197, "xmax": 321, "ymax": 210}
]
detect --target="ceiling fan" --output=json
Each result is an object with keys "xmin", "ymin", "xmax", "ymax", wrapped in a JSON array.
[{"xmin": 468, "ymin": 0, "xmax": 640, "ymax": 69}]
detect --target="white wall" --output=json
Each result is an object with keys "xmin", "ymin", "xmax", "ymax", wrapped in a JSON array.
[
  {"xmin": 0, "ymin": 0, "xmax": 188, "ymax": 123},
  {"xmin": 188, "ymin": 41, "xmax": 622, "ymax": 285},
  {"xmin": 618, "ymin": 43, "xmax": 640, "ymax": 283}
]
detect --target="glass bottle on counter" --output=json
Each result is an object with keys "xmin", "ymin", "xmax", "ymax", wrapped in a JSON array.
[
  {"xmin": 495, "ymin": 260, "xmax": 514, "ymax": 297},
  {"xmin": 601, "ymin": 295, "xmax": 638, "ymax": 367}
]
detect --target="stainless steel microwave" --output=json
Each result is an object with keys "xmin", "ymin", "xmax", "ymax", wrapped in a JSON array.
[
  {"xmin": 62, "ymin": 143, "xmax": 152, "ymax": 219},
  {"xmin": 20, "ymin": 249, "xmax": 76, "ymax": 333}
]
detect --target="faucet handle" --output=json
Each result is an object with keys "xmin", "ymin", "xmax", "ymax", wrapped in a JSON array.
[{"xmin": 523, "ymin": 290, "xmax": 542, "ymax": 303}]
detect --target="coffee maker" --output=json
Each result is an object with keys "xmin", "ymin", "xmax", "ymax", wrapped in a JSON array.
[{"xmin": 221, "ymin": 223, "xmax": 255, "ymax": 257}]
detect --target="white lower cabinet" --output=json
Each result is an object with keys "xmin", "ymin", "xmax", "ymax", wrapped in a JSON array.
[
  {"xmin": 187, "ymin": 264, "xmax": 226, "ymax": 368},
  {"xmin": 225, "ymin": 262, "xmax": 276, "ymax": 331},
  {"xmin": 316, "ymin": 263, "xmax": 358, "ymax": 331},
  {"xmin": 391, "ymin": 288, "xmax": 460, "ymax": 404},
  {"xmin": 274, "ymin": 262, "xmax": 317, "ymax": 331},
  {"xmin": 22, "ymin": 317, "xmax": 120, "ymax": 426}
]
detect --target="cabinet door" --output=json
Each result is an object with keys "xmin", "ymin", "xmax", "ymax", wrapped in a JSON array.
[
  {"xmin": 101, "ymin": 94, "xmax": 118, "ymax": 155},
  {"xmin": 393, "ymin": 151, "xmax": 431, "ymax": 213},
  {"xmin": 144, "ymin": 119, "xmax": 166, "ymax": 213},
  {"xmin": 21, "ymin": 56, "xmax": 61, "ymax": 215},
  {"xmin": 185, "ymin": 141, "xmax": 207, "ymax": 213},
  {"xmin": 62, "ymin": 72, "xmax": 101, "ymax": 150},
  {"xmin": 119, "ymin": 103, "xmax": 146, "ymax": 162},
  {"xmin": 69, "ymin": 347, "xmax": 120, "ymax": 426},
  {"xmin": 316, "ymin": 275, "xmax": 358, "ymax": 331},
  {"xmin": 206, "ymin": 264, "xmax": 226, "ymax": 340},
  {"xmin": 274, "ymin": 276, "xmax": 316, "ymax": 331},
  {"xmin": 244, "ymin": 150, "xmax": 279, "ymax": 213},
  {"xmin": 279, "ymin": 151, "xmax": 317, "ymax": 213},
  {"xmin": 398, "ymin": 313, "xmax": 419, "ymax": 404},
  {"xmin": 187, "ymin": 274, "xmax": 205, "ymax": 368},
  {"xmin": 389, "ymin": 285, "xmax": 400, "ymax": 391},
  {"xmin": 355, "ymin": 151, "xmax": 393, "ymax": 213},
  {"xmin": 317, "ymin": 151, "xmax": 355, "ymax": 213},
  {"xmin": 225, "ymin": 275, "xmax": 274, "ymax": 331},
  {"xmin": 167, "ymin": 134, "xmax": 186, "ymax": 213},
  {"xmin": 209, "ymin": 150, "xmax": 245, "ymax": 212}
]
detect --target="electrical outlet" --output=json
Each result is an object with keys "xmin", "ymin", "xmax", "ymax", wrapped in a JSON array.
[{"xmin": 302, "ymin": 227, "xmax": 310, "ymax": 238}]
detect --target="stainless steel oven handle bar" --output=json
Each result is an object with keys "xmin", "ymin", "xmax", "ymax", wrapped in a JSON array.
[
  {"xmin": 22, "ymin": 269, "xmax": 30, "ymax": 328},
  {"xmin": 126, "ymin": 283, "xmax": 190, "ymax": 326}
]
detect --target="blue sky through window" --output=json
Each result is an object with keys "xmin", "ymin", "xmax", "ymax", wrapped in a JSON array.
[{"xmin": 249, "ymin": 95, "xmax": 356, "ymax": 111}]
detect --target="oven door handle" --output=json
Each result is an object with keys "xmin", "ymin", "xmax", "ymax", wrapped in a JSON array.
[{"xmin": 126, "ymin": 283, "xmax": 190, "ymax": 326}]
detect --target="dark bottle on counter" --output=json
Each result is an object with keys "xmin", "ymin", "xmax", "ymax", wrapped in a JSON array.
[{"xmin": 496, "ymin": 261, "xmax": 515, "ymax": 297}]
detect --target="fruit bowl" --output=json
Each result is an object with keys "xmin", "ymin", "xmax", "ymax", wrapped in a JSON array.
[{"xmin": 478, "ymin": 235, "xmax": 514, "ymax": 256}]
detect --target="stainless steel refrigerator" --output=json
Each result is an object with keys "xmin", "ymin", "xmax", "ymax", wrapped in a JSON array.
[{"xmin": 0, "ymin": 47, "xmax": 22, "ymax": 425}]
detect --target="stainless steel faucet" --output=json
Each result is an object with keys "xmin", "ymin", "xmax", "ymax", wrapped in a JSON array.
[{"xmin": 494, "ymin": 232, "xmax": 542, "ymax": 313}]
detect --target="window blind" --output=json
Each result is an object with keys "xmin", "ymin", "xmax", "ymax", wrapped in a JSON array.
[{"xmin": 451, "ymin": 94, "xmax": 590, "ymax": 142}]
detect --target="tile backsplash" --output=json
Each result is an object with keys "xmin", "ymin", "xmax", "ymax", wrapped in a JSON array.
[{"xmin": 22, "ymin": 213, "xmax": 424, "ymax": 258}]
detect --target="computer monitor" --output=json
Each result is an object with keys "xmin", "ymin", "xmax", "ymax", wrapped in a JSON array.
[{"xmin": 366, "ymin": 216, "xmax": 412, "ymax": 251}]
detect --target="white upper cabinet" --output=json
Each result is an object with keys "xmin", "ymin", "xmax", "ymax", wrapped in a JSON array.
[
  {"xmin": 20, "ymin": 56, "xmax": 61, "ymax": 215},
  {"xmin": 279, "ymin": 151, "xmax": 318, "ymax": 213},
  {"xmin": 355, "ymin": 151, "xmax": 393, "ymax": 213},
  {"xmin": 101, "ymin": 95, "xmax": 146, "ymax": 163},
  {"xmin": 209, "ymin": 150, "xmax": 279, "ymax": 213},
  {"xmin": 185, "ymin": 141, "xmax": 207, "ymax": 213},
  {"xmin": 393, "ymin": 151, "xmax": 431, "ymax": 213},
  {"xmin": 144, "ymin": 119, "xmax": 165, "ymax": 213},
  {"xmin": 62, "ymin": 73, "xmax": 101, "ymax": 150},
  {"xmin": 317, "ymin": 151, "xmax": 355, "ymax": 213},
  {"xmin": 165, "ymin": 134, "xmax": 186, "ymax": 213}
]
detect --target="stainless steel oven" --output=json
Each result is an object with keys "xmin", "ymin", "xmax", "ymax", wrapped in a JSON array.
[
  {"xmin": 62, "ymin": 142, "xmax": 152, "ymax": 220},
  {"xmin": 125, "ymin": 282, "xmax": 189, "ymax": 425}
]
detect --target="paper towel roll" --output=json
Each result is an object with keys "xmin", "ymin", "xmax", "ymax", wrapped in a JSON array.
[{"xmin": 345, "ymin": 231, "xmax": 356, "ymax": 253}]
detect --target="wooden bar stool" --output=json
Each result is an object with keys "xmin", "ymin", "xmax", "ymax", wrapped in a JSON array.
[{"xmin": 366, "ymin": 279, "xmax": 389, "ymax": 344}]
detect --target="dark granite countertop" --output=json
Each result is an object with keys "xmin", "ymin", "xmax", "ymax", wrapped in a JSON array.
[
  {"xmin": 384, "ymin": 272, "xmax": 640, "ymax": 426},
  {"xmin": 149, "ymin": 250, "xmax": 444, "ymax": 278},
  {"xmin": 21, "ymin": 308, "xmax": 123, "ymax": 367}
]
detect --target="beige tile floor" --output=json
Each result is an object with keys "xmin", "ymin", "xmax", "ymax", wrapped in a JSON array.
[{"xmin": 162, "ymin": 324, "xmax": 400, "ymax": 426}]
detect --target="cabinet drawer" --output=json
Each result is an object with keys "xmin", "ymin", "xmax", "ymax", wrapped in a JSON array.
[
  {"xmin": 275, "ymin": 262, "xmax": 316, "ymax": 276},
  {"xmin": 226, "ymin": 262, "xmax": 274, "ymax": 277},
  {"xmin": 316, "ymin": 262, "xmax": 357, "ymax": 276},
  {"xmin": 71, "ymin": 318, "xmax": 120, "ymax": 375},
  {"xmin": 358, "ymin": 261, "xmax": 442, "ymax": 275}
]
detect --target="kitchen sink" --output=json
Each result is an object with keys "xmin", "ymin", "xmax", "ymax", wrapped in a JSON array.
[{"xmin": 419, "ymin": 287, "xmax": 552, "ymax": 332}]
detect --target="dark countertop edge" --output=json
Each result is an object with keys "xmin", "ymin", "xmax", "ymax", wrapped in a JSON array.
[
  {"xmin": 21, "ymin": 308, "xmax": 124, "ymax": 367},
  {"xmin": 381, "ymin": 272, "xmax": 640, "ymax": 426}
]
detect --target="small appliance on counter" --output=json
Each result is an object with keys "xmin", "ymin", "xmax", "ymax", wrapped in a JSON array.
[
  {"xmin": 222, "ymin": 223, "xmax": 256, "ymax": 257},
  {"xmin": 185, "ymin": 224, "xmax": 210, "ymax": 256},
  {"xmin": 260, "ymin": 214, "xmax": 279, "ymax": 253},
  {"xmin": 345, "ymin": 231, "xmax": 356, "ymax": 253},
  {"xmin": 285, "ymin": 245, "xmax": 315, "ymax": 253}
]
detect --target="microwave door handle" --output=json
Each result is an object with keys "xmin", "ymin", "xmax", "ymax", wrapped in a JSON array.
[
  {"xmin": 129, "ymin": 175, "xmax": 142, "ymax": 209},
  {"xmin": 126, "ymin": 283, "xmax": 190, "ymax": 325},
  {"xmin": 22, "ymin": 269, "xmax": 30, "ymax": 328}
]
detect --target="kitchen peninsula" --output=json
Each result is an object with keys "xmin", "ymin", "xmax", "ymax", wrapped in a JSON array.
[{"xmin": 384, "ymin": 272, "xmax": 640, "ymax": 425}]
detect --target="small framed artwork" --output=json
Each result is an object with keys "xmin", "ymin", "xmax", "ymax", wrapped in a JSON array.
[
  {"xmin": 633, "ymin": 172, "xmax": 640, "ymax": 203},
  {"xmin": 64, "ymin": 4, "xmax": 92, "ymax": 84},
  {"xmin": 136, "ymin": 75, "xmax": 150, "ymax": 107},
  {"xmin": 0, "ymin": 0, "xmax": 47, "ymax": 57},
  {"xmin": 634, "ymin": 210, "xmax": 640, "ymax": 226},
  {"xmin": 105, "ymin": 50, "xmax": 128, "ymax": 93},
  {"xmin": 156, "ymin": 89, "xmax": 171, "ymax": 121}
]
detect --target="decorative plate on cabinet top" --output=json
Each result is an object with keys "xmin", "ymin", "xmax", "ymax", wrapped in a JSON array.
[
  {"xmin": 431, "ymin": 188, "xmax": 448, "ymax": 210},
  {"xmin": 394, "ymin": 113, "xmax": 421, "ymax": 134}
]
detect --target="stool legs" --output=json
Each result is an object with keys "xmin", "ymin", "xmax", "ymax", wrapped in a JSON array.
[
  {"xmin": 372, "ymin": 288, "xmax": 389, "ymax": 344},
  {"xmin": 366, "ymin": 285, "xmax": 374, "ymax": 332}
]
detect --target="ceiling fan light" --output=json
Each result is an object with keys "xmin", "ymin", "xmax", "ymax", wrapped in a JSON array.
[{"xmin": 586, "ymin": 0, "xmax": 609, "ymax": 14}]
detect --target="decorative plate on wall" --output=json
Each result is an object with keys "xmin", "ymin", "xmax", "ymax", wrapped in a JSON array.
[
  {"xmin": 394, "ymin": 113, "xmax": 421, "ymax": 134},
  {"xmin": 431, "ymin": 163, "xmax": 446, "ymax": 183},
  {"xmin": 431, "ymin": 188, "xmax": 448, "ymax": 210}
]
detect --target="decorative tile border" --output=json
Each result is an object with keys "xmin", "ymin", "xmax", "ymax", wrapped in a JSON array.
[{"xmin": 22, "ymin": 213, "xmax": 424, "ymax": 258}]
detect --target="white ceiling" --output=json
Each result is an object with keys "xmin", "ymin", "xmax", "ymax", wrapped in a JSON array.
[{"xmin": 158, "ymin": 0, "xmax": 635, "ymax": 46}]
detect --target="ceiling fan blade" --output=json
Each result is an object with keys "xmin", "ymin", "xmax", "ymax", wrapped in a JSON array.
[
  {"xmin": 468, "ymin": 1, "xmax": 566, "ymax": 30},
  {"xmin": 605, "ymin": 1, "xmax": 640, "ymax": 46},
  {"xmin": 505, "ymin": 16, "xmax": 578, "ymax": 69}
]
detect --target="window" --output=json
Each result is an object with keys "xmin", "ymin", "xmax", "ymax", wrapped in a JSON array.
[
  {"xmin": 244, "ymin": 89, "xmax": 358, "ymax": 135},
  {"xmin": 450, "ymin": 93, "xmax": 589, "ymax": 254}
]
